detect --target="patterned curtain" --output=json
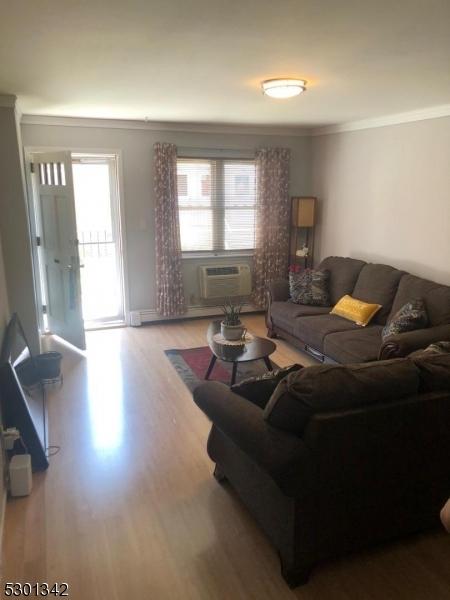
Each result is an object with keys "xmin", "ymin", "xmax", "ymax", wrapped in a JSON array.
[
  {"xmin": 154, "ymin": 142, "xmax": 186, "ymax": 316},
  {"xmin": 252, "ymin": 147, "xmax": 291, "ymax": 308}
]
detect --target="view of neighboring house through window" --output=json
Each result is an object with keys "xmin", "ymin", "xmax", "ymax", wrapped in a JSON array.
[{"xmin": 177, "ymin": 158, "xmax": 256, "ymax": 252}]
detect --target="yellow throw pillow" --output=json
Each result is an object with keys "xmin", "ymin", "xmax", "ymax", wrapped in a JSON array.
[{"xmin": 331, "ymin": 295, "xmax": 382, "ymax": 327}]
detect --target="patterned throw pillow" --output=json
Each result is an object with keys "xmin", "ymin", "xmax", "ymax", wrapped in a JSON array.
[
  {"xmin": 289, "ymin": 269, "xmax": 330, "ymax": 306},
  {"xmin": 231, "ymin": 364, "xmax": 302, "ymax": 409},
  {"xmin": 409, "ymin": 341, "xmax": 450, "ymax": 358},
  {"xmin": 382, "ymin": 298, "xmax": 428, "ymax": 341},
  {"xmin": 425, "ymin": 341, "xmax": 450, "ymax": 353}
]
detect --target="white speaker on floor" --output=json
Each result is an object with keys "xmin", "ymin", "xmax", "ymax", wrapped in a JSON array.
[
  {"xmin": 9, "ymin": 454, "xmax": 32, "ymax": 497},
  {"xmin": 129, "ymin": 311, "xmax": 142, "ymax": 327}
]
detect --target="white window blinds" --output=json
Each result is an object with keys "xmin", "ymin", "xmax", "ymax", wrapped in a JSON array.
[{"xmin": 177, "ymin": 158, "xmax": 256, "ymax": 252}]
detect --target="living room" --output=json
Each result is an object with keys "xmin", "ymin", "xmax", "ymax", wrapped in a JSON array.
[{"xmin": 0, "ymin": 1, "xmax": 449, "ymax": 598}]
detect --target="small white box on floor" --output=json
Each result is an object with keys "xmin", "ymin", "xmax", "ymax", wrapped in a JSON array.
[
  {"xmin": 9, "ymin": 454, "xmax": 32, "ymax": 497},
  {"xmin": 129, "ymin": 311, "xmax": 142, "ymax": 326}
]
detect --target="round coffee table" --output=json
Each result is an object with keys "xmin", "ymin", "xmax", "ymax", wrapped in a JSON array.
[{"xmin": 205, "ymin": 320, "xmax": 276, "ymax": 386}]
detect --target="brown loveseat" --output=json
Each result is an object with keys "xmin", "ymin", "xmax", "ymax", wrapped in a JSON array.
[
  {"xmin": 266, "ymin": 256, "xmax": 450, "ymax": 363},
  {"xmin": 194, "ymin": 352, "xmax": 450, "ymax": 586}
]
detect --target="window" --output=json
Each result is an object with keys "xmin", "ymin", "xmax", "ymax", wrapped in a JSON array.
[
  {"xmin": 178, "ymin": 173, "xmax": 188, "ymax": 195},
  {"xmin": 177, "ymin": 158, "xmax": 256, "ymax": 252}
]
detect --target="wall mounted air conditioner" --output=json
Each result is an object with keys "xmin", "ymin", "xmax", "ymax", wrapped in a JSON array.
[{"xmin": 199, "ymin": 264, "xmax": 252, "ymax": 299}]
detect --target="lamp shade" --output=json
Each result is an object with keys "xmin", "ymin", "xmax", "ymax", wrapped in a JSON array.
[
  {"xmin": 293, "ymin": 197, "xmax": 316, "ymax": 227},
  {"xmin": 261, "ymin": 79, "xmax": 306, "ymax": 99}
]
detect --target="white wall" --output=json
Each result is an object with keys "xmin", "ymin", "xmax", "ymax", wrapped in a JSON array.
[
  {"xmin": 21, "ymin": 122, "xmax": 311, "ymax": 312},
  {"xmin": 311, "ymin": 117, "xmax": 450, "ymax": 284},
  {"xmin": 22, "ymin": 114, "xmax": 450, "ymax": 320},
  {"xmin": 0, "ymin": 104, "xmax": 39, "ymax": 353},
  {"xmin": 0, "ymin": 232, "xmax": 9, "ymax": 533},
  {"xmin": 0, "ymin": 235, "xmax": 9, "ymax": 331}
]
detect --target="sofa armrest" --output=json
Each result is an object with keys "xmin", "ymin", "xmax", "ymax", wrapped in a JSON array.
[
  {"xmin": 193, "ymin": 381, "xmax": 310, "ymax": 491},
  {"xmin": 266, "ymin": 279, "xmax": 290, "ymax": 333},
  {"xmin": 267, "ymin": 279, "xmax": 290, "ymax": 302},
  {"xmin": 379, "ymin": 324, "xmax": 450, "ymax": 359}
]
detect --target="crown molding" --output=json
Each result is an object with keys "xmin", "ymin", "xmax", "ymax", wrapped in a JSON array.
[
  {"xmin": 20, "ymin": 114, "xmax": 309, "ymax": 137},
  {"xmin": 19, "ymin": 103, "xmax": 450, "ymax": 137},
  {"xmin": 0, "ymin": 94, "xmax": 17, "ymax": 109},
  {"xmin": 310, "ymin": 104, "xmax": 450, "ymax": 136}
]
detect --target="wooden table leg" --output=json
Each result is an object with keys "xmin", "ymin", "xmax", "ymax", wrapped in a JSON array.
[
  {"xmin": 231, "ymin": 362, "xmax": 238, "ymax": 386},
  {"xmin": 263, "ymin": 356, "xmax": 273, "ymax": 371},
  {"xmin": 204, "ymin": 354, "xmax": 217, "ymax": 380}
]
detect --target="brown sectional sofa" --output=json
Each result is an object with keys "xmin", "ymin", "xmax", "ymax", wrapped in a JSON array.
[
  {"xmin": 266, "ymin": 256, "xmax": 450, "ymax": 363},
  {"xmin": 194, "ymin": 352, "xmax": 450, "ymax": 587},
  {"xmin": 193, "ymin": 256, "xmax": 450, "ymax": 587}
]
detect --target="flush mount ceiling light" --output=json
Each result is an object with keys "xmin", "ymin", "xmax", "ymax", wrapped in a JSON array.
[{"xmin": 261, "ymin": 78, "xmax": 306, "ymax": 99}]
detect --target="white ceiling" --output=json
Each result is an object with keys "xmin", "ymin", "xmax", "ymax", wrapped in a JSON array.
[{"xmin": 1, "ymin": 0, "xmax": 449, "ymax": 128}]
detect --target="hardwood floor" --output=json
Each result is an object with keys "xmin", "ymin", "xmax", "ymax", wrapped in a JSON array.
[{"xmin": 2, "ymin": 315, "xmax": 449, "ymax": 599}]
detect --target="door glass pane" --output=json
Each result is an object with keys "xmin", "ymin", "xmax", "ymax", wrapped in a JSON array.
[{"xmin": 72, "ymin": 161, "xmax": 123, "ymax": 324}]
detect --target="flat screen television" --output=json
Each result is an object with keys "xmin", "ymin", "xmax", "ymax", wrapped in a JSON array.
[{"xmin": 0, "ymin": 314, "xmax": 49, "ymax": 471}]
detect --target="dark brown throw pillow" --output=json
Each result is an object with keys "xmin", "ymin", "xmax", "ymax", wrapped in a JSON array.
[
  {"xmin": 263, "ymin": 359, "xmax": 420, "ymax": 435},
  {"xmin": 382, "ymin": 298, "xmax": 428, "ymax": 341},
  {"xmin": 231, "ymin": 364, "xmax": 302, "ymax": 409},
  {"xmin": 289, "ymin": 269, "xmax": 330, "ymax": 306}
]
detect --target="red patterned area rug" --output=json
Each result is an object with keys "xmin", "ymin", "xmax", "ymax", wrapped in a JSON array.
[{"xmin": 165, "ymin": 346, "xmax": 279, "ymax": 392}]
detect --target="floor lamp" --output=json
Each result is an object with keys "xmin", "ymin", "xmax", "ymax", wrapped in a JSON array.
[{"xmin": 291, "ymin": 197, "xmax": 316, "ymax": 268}]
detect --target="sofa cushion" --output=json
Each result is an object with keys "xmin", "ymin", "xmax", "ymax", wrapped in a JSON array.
[
  {"xmin": 331, "ymin": 294, "xmax": 382, "ymax": 326},
  {"xmin": 324, "ymin": 326, "xmax": 383, "ymax": 363},
  {"xmin": 289, "ymin": 269, "xmax": 330, "ymax": 306},
  {"xmin": 426, "ymin": 285, "xmax": 450, "ymax": 326},
  {"xmin": 389, "ymin": 275, "xmax": 450, "ymax": 327},
  {"xmin": 389, "ymin": 274, "xmax": 439, "ymax": 318},
  {"xmin": 294, "ymin": 314, "xmax": 360, "ymax": 352},
  {"xmin": 231, "ymin": 364, "xmax": 303, "ymax": 409},
  {"xmin": 263, "ymin": 359, "xmax": 420, "ymax": 436},
  {"xmin": 353, "ymin": 263, "xmax": 405, "ymax": 324},
  {"xmin": 382, "ymin": 298, "xmax": 429, "ymax": 341},
  {"xmin": 318, "ymin": 256, "xmax": 366, "ymax": 305},
  {"xmin": 409, "ymin": 353, "xmax": 450, "ymax": 392},
  {"xmin": 270, "ymin": 301, "xmax": 330, "ymax": 334}
]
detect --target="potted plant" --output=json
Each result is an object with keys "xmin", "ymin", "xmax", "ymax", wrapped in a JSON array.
[{"xmin": 221, "ymin": 299, "xmax": 245, "ymax": 341}]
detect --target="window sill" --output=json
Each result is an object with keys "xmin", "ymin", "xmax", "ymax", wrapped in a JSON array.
[{"xmin": 181, "ymin": 251, "xmax": 254, "ymax": 260}]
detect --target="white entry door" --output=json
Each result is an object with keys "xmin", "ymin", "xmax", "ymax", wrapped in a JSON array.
[{"xmin": 32, "ymin": 151, "xmax": 86, "ymax": 350}]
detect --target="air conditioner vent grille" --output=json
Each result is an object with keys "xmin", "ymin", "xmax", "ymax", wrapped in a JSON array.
[
  {"xmin": 206, "ymin": 266, "xmax": 239, "ymax": 276},
  {"xmin": 199, "ymin": 264, "xmax": 252, "ymax": 299}
]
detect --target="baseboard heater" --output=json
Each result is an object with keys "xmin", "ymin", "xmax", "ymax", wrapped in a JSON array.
[{"xmin": 129, "ymin": 303, "xmax": 262, "ymax": 326}]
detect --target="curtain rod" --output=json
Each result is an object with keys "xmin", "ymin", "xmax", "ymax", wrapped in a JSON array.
[{"xmin": 177, "ymin": 146, "xmax": 256, "ymax": 159}]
